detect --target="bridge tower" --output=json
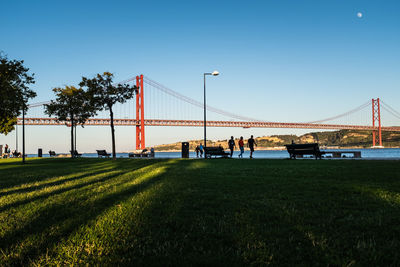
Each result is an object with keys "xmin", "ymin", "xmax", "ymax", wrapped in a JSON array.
[
  {"xmin": 372, "ymin": 98, "xmax": 382, "ymax": 147},
  {"xmin": 136, "ymin": 74, "xmax": 145, "ymax": 150}
]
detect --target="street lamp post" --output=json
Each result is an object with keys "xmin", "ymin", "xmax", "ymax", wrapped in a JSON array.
[
  {"xmin": 22, "ymin": 103, "xmax": 25, "ymax": 164},
  {"xmin": 203, "ymin": 70, "xmax": 219, "ymax": 150}
]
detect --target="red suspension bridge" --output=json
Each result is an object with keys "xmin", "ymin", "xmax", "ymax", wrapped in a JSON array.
[{"xmin": 20, "ymin": 75, "xmax": 400, "ymax": 150}]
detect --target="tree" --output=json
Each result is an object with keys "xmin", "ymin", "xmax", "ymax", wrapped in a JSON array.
[
  {"xmin": 80, "ymin": 72, "xmax": 138, "ymax": 160},
  {"xmin": 0, "ymin": 53, "xmax": 36, "ymax": 134},
  {"xmin": 0, "ymin": 117, "xmax": 17, "ymax": 135},
  {"xmin": 44, "ymin": 86, "xmax": 94, "ymax": 158}
]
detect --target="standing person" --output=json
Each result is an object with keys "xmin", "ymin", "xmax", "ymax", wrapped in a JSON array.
[
  {"xmin": 238, "ymin": 136, "xmax": 244, "ymax": 158},
  {"xmin": 247, "ymin": 135, "xmax": 257, "ymax": 158},
  {"xmin": 199, "ymin": 143, "xmax": 204, "ymax": 158},
  {"xmin": 4, "ymin": 144, "xmax": 9, "ymax": 154},
  {"xmin": 228, "ymin": 136, "xmax": 236, "ymax": 158},
  {"xmin": 195, "ymin": 145, "xmax": 200, "ymax": 158}
]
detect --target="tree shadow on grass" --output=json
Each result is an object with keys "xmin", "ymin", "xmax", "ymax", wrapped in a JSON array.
[
  {"xmin": 0, "ymin": 159, "xmax": 159, "ymax": 197},
  {"xmin": 0, "ymin": 158, "xmax": 163, "ymax": 190},
  {"xmin": 0, "ymin": 170, "xmax": 125, "ymax": 213},
  {"xmin": 115, "ymin": 160, "xmax": 332, "ymax": 265},
  {"xmin": 0, "ymin": 168, "xmax": 115, "ymax": 198},
  {"xmin": 0, "ymin": 159, "xmax": 176, "ymax": 266},
  {"xmin": 80, "ymin": 159, "xmax": 400, "ymax": 266}
]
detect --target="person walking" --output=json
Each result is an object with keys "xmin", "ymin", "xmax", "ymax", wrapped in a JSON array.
[
  {"xmin": 238, "ymin": 136, "xmax": 244, "ymax": 158},
  {"xmin": 199, "ymin": 143, "xmax": 204, "ymax": 158},
  {"xmin": 247, "ymin": 135, "xmax": 257, "ymax": 158},
  {"xmin": 195, "ymin": 145, "xmax": 200, "ymax": 158},
  {"xmin": 228, "ymin": 136, "xmax": 236, "ymax": 157}
]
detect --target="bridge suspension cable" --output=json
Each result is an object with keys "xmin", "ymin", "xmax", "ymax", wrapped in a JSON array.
[
  {"xmin": 306, "ymin": 100, "xmax": 371, "ymax": 124},
  {"xmin": 26, "ymin": 75, "xmax": 397, "ymax": 129},
  {"xmin": 143, "ymin": 75, "xmax": 260, "ymax": 122},
  {"xmin": 380, "ymin": 100, "xmax": 400, "ymax": 120}
]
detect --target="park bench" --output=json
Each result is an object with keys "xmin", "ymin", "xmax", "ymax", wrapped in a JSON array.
[
  {"xmin": 49, "ymin": 150, "xmax": 56, "ymax": 157},
  {"xmin": 204, "ymin": 146, "xmax": 229, "ymax": 158},
  {"xmin": 12, "ymin": 151, "xmax": 22, "ymax": 158},
  {"xmin": 129, "ymin": 148, "xmax": 151, "ymax": 158},
  {"xmin": 70, "ymin": 150, "xmax": 82, "ymax": 157},
  {"xmin": 323, "ymin": 151, "xmax": 361, "ymax": 158},
  {"xmin": 285, "ymin": 143, "xmax": 325, "ymax": 160},
  {"xmin": 129, "ymin": 151, "xmax": 149, "ymax": 158},
  {"xmin": 96, "ymin": 150, "xmax": 111, "ymax": 158}
]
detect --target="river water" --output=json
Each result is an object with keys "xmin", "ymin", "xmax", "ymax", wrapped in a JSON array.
[{"xmin": 31, "ymin": 148, "xmax": 400, "ymax": 159}]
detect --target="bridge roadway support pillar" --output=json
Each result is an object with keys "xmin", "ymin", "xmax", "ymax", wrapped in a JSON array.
[
  {"xmin": 372, "ymin": 98, "xmax": 382, "ymax": 147},
  {"xmin": 136, "ymin": 74, "xmax": 145, "ymax": 150}
]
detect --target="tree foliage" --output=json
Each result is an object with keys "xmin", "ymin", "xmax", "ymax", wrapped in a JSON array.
[
  {"xmin": 0, "ymin": 117, "xmax": 17, "ymax": 135},
  {"xmin": 45, "ymin": 86, "xmax": 95, "ymax": 157},
  {"xmin": 0, "ymin": 53, "xmax": 36, "ymax": 134},
  {"xmin": 80, "ymin": 72, "xmax": 138, "ymax": 159}
]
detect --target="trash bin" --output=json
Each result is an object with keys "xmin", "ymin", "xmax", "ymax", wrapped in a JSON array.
[
  {"xmin": 182, "ymin": 142, "xmax": 189, "ymax": 158},
  {"xmin": 38, "ymin": 148, "xmax": 42, "ymax": 158}
]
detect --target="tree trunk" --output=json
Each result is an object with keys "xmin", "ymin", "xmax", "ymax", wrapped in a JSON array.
[
  {"xmin": 71, "ymin": 117, "xmax": 74, "ymax": 158},
  {"xmin": 110, "ymin": 107, "xmax": 116, "ymax": 160}
]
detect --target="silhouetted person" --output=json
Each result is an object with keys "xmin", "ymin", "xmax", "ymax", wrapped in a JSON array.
[
  {"xmin": 247, "ymin": 135, "xmax": 257, "ymax": 158},
  {"xmin": 238, "ymin": 136, "xmax": 244, "ymax": 158},
  {"xmin": 228, "ymin": 136, "xmax": 236, "ymax": 157},
  {"xmin": 199, "ymin": 143, "xmax": 204, "ymax": 158},
  {"xmin": 195, "ymin": 145, "xmax": 200, "ymax": 157}
]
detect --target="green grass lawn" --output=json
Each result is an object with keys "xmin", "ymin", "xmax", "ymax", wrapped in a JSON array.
[{"xmin": 0, "ymin": 158, "xmax": 400, "ymax": 266}]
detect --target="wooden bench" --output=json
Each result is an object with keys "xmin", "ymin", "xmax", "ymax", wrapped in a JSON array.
[
  {"xmin": 11, "ymin": 151, "xmax": 21, "ymax": 158},
  {"xmin": 96, "ymin": 150, "xmax": 111, "ymax": 158},
  {"xmin": 49, "ymin": 150, "xmax": 56, "ymax": 157},
  {"xmin": 204, "ymin": 147, "xmax": 229, "ymax": 158},
  {"xmin": 324, "ymin": 151, "xmax": 361, "ymax": 158},
  {"xmin": 129, "ymin": 148, "xmax": 151, "ymax": 158},
  {"xmin": 70, "ymin": 150, "xmax": 82, "ymax": 157},
  {"xmin": 129, "ymin": 152, "xmax": 149, "ymax": 158},
  {"xmin": 285, "ymin": 143, "xmax": 325, "ymax": 160}
]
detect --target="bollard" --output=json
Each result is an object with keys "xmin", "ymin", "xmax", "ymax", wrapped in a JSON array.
[{"xmin": 182, "ymin": 142, "xmax": 189, "ymax": 158}]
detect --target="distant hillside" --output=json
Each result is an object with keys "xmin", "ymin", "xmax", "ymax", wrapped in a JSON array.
[{"xmin": 152, "ymin": 130, "xmax": 400, "ymax": 151}]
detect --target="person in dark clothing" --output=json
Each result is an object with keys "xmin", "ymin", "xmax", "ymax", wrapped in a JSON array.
[
  {"xmin": 238, "ymin": 136, "xmax": 244, "ymax": 158},
  {"xmin": 247, "ymin": 135, "xmax": 257, "ymax": 158},
  {"xmin": 195, "ymin": 145, "xmax": 200, "ymax": 158},
  {"xmin": 228, "ymin": 136, "xmax": 236, "ymax": 157},
  {"xmin": 199, "ymin": 143, "xmax": 204, "ymax": 158}
]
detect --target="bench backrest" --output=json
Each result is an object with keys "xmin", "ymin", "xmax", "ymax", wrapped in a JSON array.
[
  {"xmin": 96, "ymin": 150, "xmax": 108, "ymax": 155},
  {"xmin": 204, "ymin": 147, "xmax": 224, "ymax": 153},
  {"xmin": 285, "ymin": 143, "xmax": 321, "ymax": 154}
]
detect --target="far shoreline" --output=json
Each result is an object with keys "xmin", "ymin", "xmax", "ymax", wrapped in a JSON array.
[{"xmin": 148, "ymin": 146, "xmax": 400, "ymax": 153}]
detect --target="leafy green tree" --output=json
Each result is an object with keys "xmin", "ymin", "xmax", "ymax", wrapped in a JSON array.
[
  {"xmin": 45, "ymin": 86, "xmax": 95, "ymax": 158},
  {"xmin": 80, "ymin": 72, "xmax": 138, "ymax": 160},
  {"xmin": 0, "ymin": 117, "xmax": 17, "ymax": 135},
  {"xmin": 0, "ymin": 53, "xmax": 36, "ymax": 134}
]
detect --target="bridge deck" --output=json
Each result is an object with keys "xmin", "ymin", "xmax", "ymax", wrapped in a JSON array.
[{"xmin": 17, "ymin": 118, "xmax": 400, "ymax": 132}]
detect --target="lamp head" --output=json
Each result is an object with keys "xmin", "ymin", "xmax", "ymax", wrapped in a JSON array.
[{"xmin": 212, "ymin": 70, "xmax": 219, "ymax": 76}]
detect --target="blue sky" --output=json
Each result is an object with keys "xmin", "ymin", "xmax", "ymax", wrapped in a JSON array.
[{"xmin": 1, "ymin": 0, "xmax": 399, "ymax": 153}]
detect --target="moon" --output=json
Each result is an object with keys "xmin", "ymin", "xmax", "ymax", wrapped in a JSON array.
[{"xmin": 357, "ymin": 12, "xmax": 363, "ymax": 18}]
